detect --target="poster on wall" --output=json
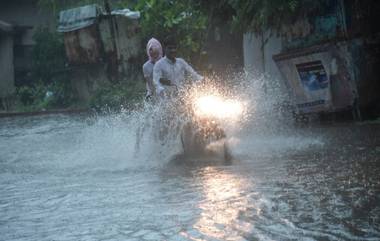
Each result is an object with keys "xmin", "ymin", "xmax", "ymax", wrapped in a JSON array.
[
  {"xmin": 273, "ymin": 44, "xmax": 358, "ymax": 114},
  {"xmin": 295, "ymin": 60, "xmax": 331, "ymax": 112},
  {"xmin": 296, "ymin": 61, "xmax": 328, "ymax": 91}
]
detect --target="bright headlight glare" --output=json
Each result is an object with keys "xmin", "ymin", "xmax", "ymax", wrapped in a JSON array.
[{"xmin": 193, "ymin": 95, "xmax": 244, "ymax": 120}]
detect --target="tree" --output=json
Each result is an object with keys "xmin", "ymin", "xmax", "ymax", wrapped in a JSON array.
[
  {"xmin": 133, "ymin": 0, "xmax": 207, "ymax": 59},
  {"xmin": 226, "ymin": 0, "xmax": 330, "ymax": 33}
]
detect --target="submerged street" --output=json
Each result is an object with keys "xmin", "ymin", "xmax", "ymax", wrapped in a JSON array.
[
  {"xmin": 1, "ymin": 0, "xmax": 380, "ymax": 240},
  {"xmin": 0, "ymin": 114, "xmax": 379, "ymax": 241}
]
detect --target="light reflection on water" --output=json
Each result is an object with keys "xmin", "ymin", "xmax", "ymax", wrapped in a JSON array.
[
  {"xmin": 0, "ymin": 114, "xmax": 379, "ymax": 241},
  {"xmin": 191, "ymin": 167, "xmax": 252, "ymax": 240}
]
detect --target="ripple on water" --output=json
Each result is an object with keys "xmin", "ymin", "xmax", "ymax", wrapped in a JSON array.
[{"xmin": 1, "ymin": 104, "xmax": 380, "ymax": 240}]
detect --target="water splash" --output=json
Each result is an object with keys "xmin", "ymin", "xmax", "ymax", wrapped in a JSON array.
[
  {"xmin": 0, "ymin": 71, "xmax": 323, "ymax": 173},
  {"xmin": 75, "ymin": 71, "xmax": 324, "ymax": 167}
]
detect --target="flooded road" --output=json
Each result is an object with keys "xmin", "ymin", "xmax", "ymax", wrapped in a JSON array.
[{"xmin": 0, "ymin": 113, "xmax": 379, "ymax": 241}]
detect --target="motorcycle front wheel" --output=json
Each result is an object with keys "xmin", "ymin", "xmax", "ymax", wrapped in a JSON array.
[{"xmin": 180, "ymin": 122, "xmax": 232, "ymax": 163}]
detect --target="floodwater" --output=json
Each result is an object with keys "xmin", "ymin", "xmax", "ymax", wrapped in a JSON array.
[
  {"xmin": 1, "ymin": 113, "xmax": 379, "ymax": 241},
  {"xmin": 0, "ymin": 79, "xmax": 380, "ymax": 240}
]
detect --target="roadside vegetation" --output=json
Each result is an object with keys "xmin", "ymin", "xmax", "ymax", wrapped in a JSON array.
[{"xmin": 14, "ymin": 28, "xmax": 73, "ymax": 112}]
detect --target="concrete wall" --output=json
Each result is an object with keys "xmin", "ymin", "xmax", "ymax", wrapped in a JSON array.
[
  {"xmin": 0, "ymin": 0, "xmax": 54, "ymax": 46},
  {"xmin": 243, "ymin": 31, "xmax": 283, "ymax": 80},
  {"xmin": 204, "ymin": 25, "xmax": 243, "ymax": 75},
  {"xmin": 0, "ymin": 0, "xmax": 55, "ymax": 99},
  {"xmin": 112, "ymin": 17, "xmax": 141, "ymax": 81},
  {"xmin": 0, "ymin": 34, "xmax": 15, "ymax": 98},
  {"xmin": 0, "ymin": 0, "xmax": 54, "ymax": 71}
]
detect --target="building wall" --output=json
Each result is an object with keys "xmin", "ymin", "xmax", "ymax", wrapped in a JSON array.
[
  {"xmin": 204, "ymin": 26, "xmax": 243, "ymax": 75},
  {"xmin": 0, "ymin": 34, "xmax": 15, "ymax": 98},
  {"xmin": 0, "ymin": 0, "xmax": 55, "ymax": 95},
  {"xmin": 274, "ymin": 43, "xmax": 357, "ymax": 113},
  {"xmin": 0, "ymin": 0, "xmax": 54, "ymax": 45},
  {"xmin": 243, "ymin": 30, "xmax": 284, "ymax": 92},
  {"xmin": 242, "ymin": 0, "xmax": 380, "ymax": 115}
]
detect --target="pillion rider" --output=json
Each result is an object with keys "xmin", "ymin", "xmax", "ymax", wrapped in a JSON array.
[{"xmin": 142, "ymin": 38, "xmax": 163, "ymax": 100}]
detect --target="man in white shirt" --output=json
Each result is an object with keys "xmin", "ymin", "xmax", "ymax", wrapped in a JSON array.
[{"xmin": 153, "ymin": 38, "xmax": 203, "ymax": 96}]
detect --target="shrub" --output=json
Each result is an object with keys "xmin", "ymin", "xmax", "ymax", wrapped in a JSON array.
[{"xmin": 90, "ymin": 80, "xmax": 146, "ymax": 111}]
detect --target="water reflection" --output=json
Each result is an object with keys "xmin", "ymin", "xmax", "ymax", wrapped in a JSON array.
[
  {"xmin": 1, "ymin": 113, "xmax": 380, "ymax": 240},
  {"xmin": 188, "ymin": 166, "xmax": 254, "ymax": 240}
]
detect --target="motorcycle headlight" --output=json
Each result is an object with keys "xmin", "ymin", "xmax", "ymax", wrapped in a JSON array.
[{"xmin": 193, "ymin": 95, "xmax": 244, "ymax": 120}]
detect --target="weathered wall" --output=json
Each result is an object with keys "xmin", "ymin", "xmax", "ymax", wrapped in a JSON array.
[
  {"xmin": 203, "ymin": 25, "xmax": 243, "ymax": 75},
  {"xmin": 61, "ymin": 14, "xmax": 142, "ymax": 103},
  {"xmin": 273, "ymin": 43, "xmax": 357, "ymax": 113},
  {"xmin": 98, "ymin": 16, "xmax": 141, "ymax": 81},
  {"xmin": 243, "ymin": 31, "xmax": 282, "ymax": 79},
  {"xmin": 243, "ymin": 31, "xmax": 288, "ymax": 97},
  {"xmin": 0, "ymin": 0, "xmax": 54, "ymax": 45},
  {"xmin": 63, "ymin": 25, "xmax": 103, "ymax": 65},
  {"xmin": 69, "ymin": 65, "xmax": 108, "ymax": 105},
  {"xmin": 0, "ymin": 0, "xmax": 55, "ymax": 93},
  {"xmin": 0, "ymin": 34, "xmax": 15, "ymax": 98},
  {"xmin": 113, "ymin": 16, "xmax": 141, "ymax": 80}
]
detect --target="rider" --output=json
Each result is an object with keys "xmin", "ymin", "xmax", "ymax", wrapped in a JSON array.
[
  {"xmin": 142, "ymin": 38, "xmax": 163, "ymax": 100},
  {"xmin": 153, "ymin": 36, "xmax": 203, "ymax": 97}
]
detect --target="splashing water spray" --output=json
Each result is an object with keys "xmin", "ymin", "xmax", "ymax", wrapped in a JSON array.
[{"xmin": 78, "ymin": 71, "xmax": 322, "ymax": 168}]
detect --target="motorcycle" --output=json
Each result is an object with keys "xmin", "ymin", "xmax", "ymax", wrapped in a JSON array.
[{"xmin": 158, "ymin": 78, "xmax": 244, "ymax": 163}]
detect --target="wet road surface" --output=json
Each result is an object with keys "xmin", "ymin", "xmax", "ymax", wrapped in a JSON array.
[{"xmin": 0, "ymin": 114, "xmax": 379, "ymax": 240}]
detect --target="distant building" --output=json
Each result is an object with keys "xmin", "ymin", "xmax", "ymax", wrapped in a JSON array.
[
  {"xmin": 243, "ymin": 0, "xmax": 380, "ymax": 118},
  {"xmin": 0, "ymin": 20, "xmax": 14, "ymax": 109},
  {"xmin": 0, "ymin": 0, "xmax": 54, "ymax": 110}
]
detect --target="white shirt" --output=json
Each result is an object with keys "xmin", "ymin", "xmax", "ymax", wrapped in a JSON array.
[
  {"xmin": 153, "ymin": 56, "xmax": 203, "ymax": 94},
  {"xmin": 142, "ymin": 60, "xmax": 155, "ymax": 96}
]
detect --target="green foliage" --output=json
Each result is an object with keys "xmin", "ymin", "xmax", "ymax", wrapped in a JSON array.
[
  {"xmin": 37, "ymin": 0, "xmax": 105, "ymax": 15},
  {"xmin": 15, "ymin": 78, "xmax": 74, "ymax": 111},
  {"xmin": 14, "ymin": 27, "xmax": 74, "ymax": 111},
  {"xmin": 90, "ymin": 80, "xmax": 146, "ymax": 110},
  {"xmin": 16, "ymin": 84, "xmax": 45, "ymax": 107},
  {"xmin": 226, "ymin": 0, "xmax": 330, "ymax": 33},
  {"xmin": 31, "ymin": 28, "xmax": 66, "ymax": 85},
  {"xmin": 133, "ymin": 0, "xmax": 207, "ymax": 58},
  {"xmin": 31, "ymin": 27, "xmax": 74, "ymax": 108}
]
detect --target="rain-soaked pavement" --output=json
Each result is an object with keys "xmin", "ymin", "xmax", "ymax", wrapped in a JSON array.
[{"xmin": 0, "ymin": 113, "xmax": 379, "ymax": 241}]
